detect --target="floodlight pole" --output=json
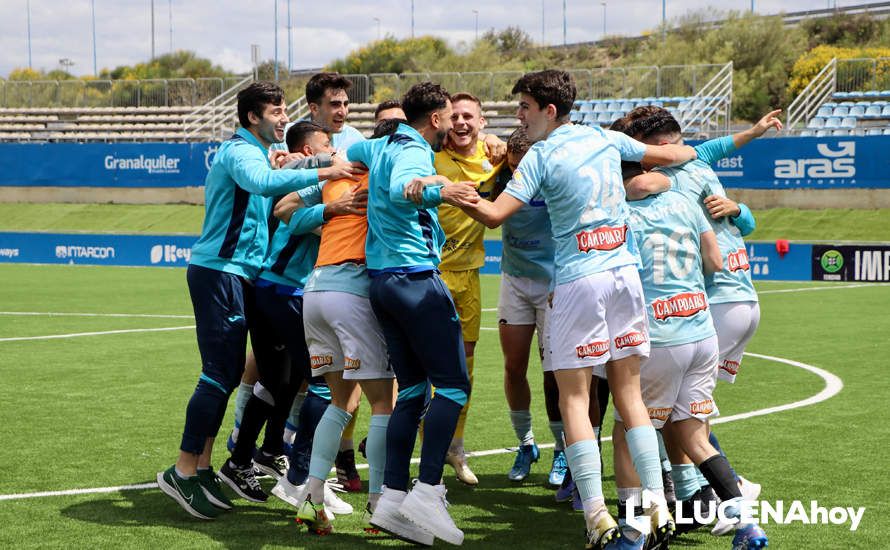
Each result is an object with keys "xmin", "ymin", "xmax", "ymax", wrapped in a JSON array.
[
  {"xmin": 473, "ymin": 10, "xmax": 478, "ymax": 41},
  {"xmin": 274, "ymin": 0, "xmax": 279, "ymax": 81},
  {"xmin": 541, "ymin": 0, "xmax": 545, "ymax": 45},
  {"xmin": 169, "ymin": 0, "xmax": 173, "ymax": 52},
  {"xmin": 27, "ymin": 0, "xmax": 32, "ymax": 69},
  {"xmin": 411, "ymin": 0, "xmax": 415, "ymax": 38},
  {"xmin": 287, "ymin": 0, "xmax": 292, "ymax": 72},
  {"xmin": 562, "ymin": 0, "xmax": 566, "ymax": 46},
  {"xmin": 91, "ymin": 0, "xmax": 98, "ymax": 74},
  {"xmin": 374, "ymin": 17, "xmax": 381, "ymax": 41},
  {"xmin": 662, "ymin": 0, "xmax": 666, "ymax": 41},
  {"xmin": 601, "ymin": 2, "xmax": 606, "ymax": 38},
  {"xmin": 150, "ymin": 0, "xmax": 155, "ymax": 59}
]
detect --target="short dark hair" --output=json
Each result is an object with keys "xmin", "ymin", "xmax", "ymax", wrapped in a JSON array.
[
  {"xmin": 371, "ymin": 118, "xmax": 406, "ymax": 139},
  {"xmin": 237, "ymin": 81, "xmax": 285, "ymax": 128},
  {"xmin": 285, "ymin": 121, "xmax": 329, "ymax": 153},
  {"xmin": 511, "ymin": 70, "xmax": 575, "ymax": 118},
  {"xmin": 507, "ymin": 128, "xmax": 532, "ymax": 157},
  {"xmin": 305, "ymin": 72, "xmax": 352, "ymax": 105},
  {"xmin": 374, "ymin": 99, "xmax": 402, "ymax": 119},
  {"xmin": 623, "ymin": 106, "xmax": 681, "ymax": 141},
  {"xmin": 450, "ymin": 92, "xmax": 482, "ymax": 109},
  {"xmin": 401, "ymin": 82, "xmax": 451, "ymax": 125}
]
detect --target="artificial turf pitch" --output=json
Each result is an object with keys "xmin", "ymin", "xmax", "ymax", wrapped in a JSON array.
[{"xmin": 0, "ymin": 264, "xmax": 887, "ymax": 549}]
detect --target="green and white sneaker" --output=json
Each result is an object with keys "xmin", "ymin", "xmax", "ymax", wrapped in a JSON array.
[
  {"xmin": 157, "ymin": 465, "xmax": 221, "ymax": 520},
  {"xmin": 296, "ymin": 496, "xmax": 333, "ymax": 535},
  {"xmin": 197, "ymin": 467, "xmax": 233, "ymax": 510}
]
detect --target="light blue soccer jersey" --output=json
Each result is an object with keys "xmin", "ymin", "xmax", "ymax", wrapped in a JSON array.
[
  {"xmin": 257, "ymin": 205, "xmax": 324, "ymax": 291},
  {"xmin": 627, "ymin": 192, "xmax": 716, "ymax": 347},
  {"xmin": 657, "ymin": 139, "xmax": 758, "ymax": 304},
  {"xmin": 348, "ymin": 123, "xmax": 446, "ymax": 271},
  {"xmin": 501, "ymin": 186, "xmax": 554, "ymax": 282},
  {"xmin": 505, "ymin": 124, "xmax": 646, "ymax": 286},
  {"xmin": 189, "ymin": 128, "xmax": 320, "ymax": 280}
]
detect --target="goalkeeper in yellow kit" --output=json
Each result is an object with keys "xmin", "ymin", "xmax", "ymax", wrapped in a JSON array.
[{"xmin": 433, "ymin": 92, "xmax": 505, "ymax": 485}]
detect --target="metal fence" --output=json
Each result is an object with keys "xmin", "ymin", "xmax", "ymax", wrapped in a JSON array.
[
  {"xmin": 0, "ymin": 77, "xmax": 233, "ymax": 108},
  {"xmin": 836, "ymin": 57, "xmax": 890, "ymax": 92}
]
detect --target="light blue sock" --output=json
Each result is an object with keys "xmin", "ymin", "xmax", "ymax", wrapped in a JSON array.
[
  {"xmin": 283, "ymin": 392, "xmax": 306, "ymax": 446},
  {"xmin": 367, "ymin": 414, "xmax": 390, "ymax": 495},
  {"xmin": 564, "ymin": 439, "xmax": 603, "ymax": 501},
  {"xmin": 656, "ymin": 430, "xmax": 672, "ymax": 472},
  {"xmin": 509, "ymin": 410, "xmax": 534, "ymax": 445},
  {"xmin": 626, "ymin": 425, "xmax": 664, "ymax": 495},
  {"xmin": 308, "ymin": 405, "xmax": 352, "ymax": 481},
  {"xmin": 695, "ymin": 467, "xmax": 710, "ymax": 489},
  {"xmin": 671, "ymin": 463, "xmax": 701, "ymax": 501},
  {"xmin": 549, "ymin": 421, "xmax": 565, "ymax": 451},
  {"xmin": 231, "ymin": 382, "xmax": 253, "ymax": 441}
]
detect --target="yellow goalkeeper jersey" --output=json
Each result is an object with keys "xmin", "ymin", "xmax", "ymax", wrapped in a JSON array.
[{"xmin": 434, "ymin": 141, "xmax": 503, "ymax": 271}]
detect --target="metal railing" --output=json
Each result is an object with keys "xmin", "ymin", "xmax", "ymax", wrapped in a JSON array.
[
  {"xmin": 836, "ymin": 57, "xmax": 890, "ymax": 93},
  {"xmin": 0, "ymin": 77, "xmax": 233, "ymax": 108},
  {"xmin": 183, "ymin": 75, "xmax": 253, "ymax": 141},
  {"xmin": 676, "ymin": 62, "xmax": 733, "ymax": 138},
  {"xmin": 786, "ymin": 58, "xmax": 837, "ymax": 132}
]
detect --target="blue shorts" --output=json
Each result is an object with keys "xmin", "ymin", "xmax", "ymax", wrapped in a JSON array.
[
  {"xmin": 369, "ymin": 270, "xmax": 469, "ymax": 394},
  {"xmin": 250, "ymin": 282, "xmax": 311, "ymax": 387},
  {"xmin": 187, "ymin": 264, "xmax": 254, "ymax": 394}
]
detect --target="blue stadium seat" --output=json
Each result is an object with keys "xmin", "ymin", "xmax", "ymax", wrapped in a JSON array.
[
  {"xmin": 881, "ymin": 90, "xmax": 890, "ymax": 98},
  {"xmin": 579, "ymin": 101, "xmax": 594, "ymax": 112},
  {"xmin": 593, "ymin": 102, "xmax": 608, "ymax": 113},
  {"xmin": 840, "ymin": 117, "xmax": 856, "ymax": 129},
  {"xmin": 840, "ymin": 101, "xmax": 854, "ymax": 106},
  {"xmin": 582, "ymin": 112, "xmax": 598, "ymax": 125},
  {"xmin": 849, "ymin": 106, "xmax": 866, "ymax": 117},
  {"xmin": 824, "ymin": 117, "xmax": 841, "ymax": 129},
  {"xmin": 864, "ymin": 91, "xmax": 880, "ymax": 99},
  {"xmin": 596, "ymin": 112, "xmax": 612, "ymax": 124},
  {"xmin": 799, "ymin": 129, "xmax": 815, "ymax": 137},
  {"xmin": 823, "ymin": 102, "xmax": 838, "ymax": 108},
  {"xmin": 863, "ymin": 105, "xmax": 882, "ymax": 119},
  {"xmin": 882, "ymin": 105, "xmax": 890, "ymax": 117},
  {"xmin": 832, "ymin": 106, "xmax": 849, "ymax": 117},
  {"xmin": 851, "ymin": 127, "xmax": 867, "ymax": 137},
  {"xmin": 833, "ymin": 91, "xmax": 852, "ymax": 99},
  {"xmin": 816, "ymin": 106, "xmax": 833, "ymax": 118},
  {"xmin": 815, "ymin": 129, "xmax": 830, "ymax": 137},
  {"xmin": 669, "ymin": 96, "xmax": 686, "ymax": 103},
  {"xmin": 570, "ymin": 111, "xmax": 583, "ymax": 123},
  {"xmin": 866, "ymin": 127, "xmax": 884, "ymax": 136},
  {"xmin": 629, "ymin": 97, "xmax": 642, "ymax": 103},
  {"xmin": 619, "ymin": 101, "xmax": 634, "ymax": 112},
  {"xmin": 884, "ymin": 128, "xmax": 890, "ymax": 135},
  {"xmin": 807, "ymin": 117, "xmax": 825, "ymax": 129},
  {"xmin": 642, "ymin": 97, "xmax": 657, "ymax": 103},
  {"xmin": 606, "ymin": 101, "xmax": 622, "ymax": 112},
  {"xmin": 573, "ymin": 100, "xmax": 582, "ymax": 110},
  {"xmin": 832, "ymin": 129, "xmax": 850, "ymax": 136}
]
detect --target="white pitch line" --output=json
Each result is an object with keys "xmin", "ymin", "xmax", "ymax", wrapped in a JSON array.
[
  {"xmin": 0, "ymin": 325, "xmax": 195, "ymax": 342},
  {"xmin": 0, "ymin": 311, "xmax": 193, "ymax": 319},
  {"xmin": 757, "ymin": 283, "xmax": 871, "ymax": 295},
  {"xmin": 0, "ymin": 351, "xmax": 841, "ymax": 501}
]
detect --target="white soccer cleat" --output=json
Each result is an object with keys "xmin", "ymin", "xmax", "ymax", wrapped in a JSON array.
[
  {"xmin": 324, "ymin": 479, "xmax": 354, "ymax": 516},
  {"xmin": 711, "ymin": 496, "xmax": 744, "ymax": 536},
  {"xmin": 738, "ymin": 476, "xmax": 762, "ymax": 501},
  {"xmin": 370, "ymin": 486, "xmax": 434, "ymax": 546},
  {"xmin": 399, "ymin": 481, "xmax": 464, "ymax": 546}
]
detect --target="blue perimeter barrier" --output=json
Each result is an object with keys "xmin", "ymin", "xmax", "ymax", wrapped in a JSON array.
[
  {"xmin": 1, "ymin": 135, "xmax": 888, "ymax": 189},
  {"xmin": 0, "ymin": 232, "xmax": 818, "ymax": 281}
]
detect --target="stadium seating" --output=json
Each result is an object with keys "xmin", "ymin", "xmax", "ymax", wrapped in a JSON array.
[
  {"xmin": 799, "ymin": 91, "xmax": 890, "ymax": 136},
  {"xmin": 565, "ymin": 96, "xmax": 721, "ymax": 132}
]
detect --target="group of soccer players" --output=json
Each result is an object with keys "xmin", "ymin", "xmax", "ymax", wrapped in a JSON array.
[{"xmin": 157, "ymin": 68, "xmax": 781, "ymax": 549}]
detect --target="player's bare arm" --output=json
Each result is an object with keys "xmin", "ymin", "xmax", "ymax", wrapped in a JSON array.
[
  {"xmin": 732, "ymin": 109, "xmax": 783, "ymax": 149},
  {"xmin": 403, "ymin": 175, "xmax": 453, "ymax": 204},
  {"xmin": 700, "ymin": 230, "xmax": 723, "ymax": 274},
  {"xmin": 625, "ymin": 172, "xmax": 671, "ymax": 200},
  {"xmin": 459, "ymin": 192, "xmax": 524, "ymax": 229},
  {"xmin": 641, "ymin": 143, "xmax": 698, "ymax": 167}
]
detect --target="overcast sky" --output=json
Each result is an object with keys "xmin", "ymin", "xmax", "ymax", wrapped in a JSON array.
[{"xmin": 0, "ymin": 1, "xmax": 879, "ymax": 78}]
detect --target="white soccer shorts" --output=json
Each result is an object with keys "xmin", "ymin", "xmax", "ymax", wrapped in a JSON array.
[
  {"xmin": 303, "ymin": 290, "xmax": 393, "ymax": 380},
  {"xmin": 711, "ymin": 301, "xmax": 760, "ymax": 383},
  {"xmin": 615, "ymin": 335, "xmax": 720, "ymax": 428},
  {"xmin": 550, "ymin": 264, "xmax": 650, "ymax": 371},
  {"xmin": 498, "ymin": 273, "xmax": 554, "ymax": 372}
]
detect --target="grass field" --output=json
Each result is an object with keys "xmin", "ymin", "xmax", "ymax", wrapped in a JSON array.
[
  {"xmin": 1, "ymin": 263, "xmax": 888, "ymax": 549},
  {"xmin": 2, "ymin": 203, "xmax": 890, "ymax": 243}
]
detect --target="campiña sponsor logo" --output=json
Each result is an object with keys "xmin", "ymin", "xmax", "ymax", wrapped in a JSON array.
[
  {"xmin": 104, "ymin": 154, "xmax": 181, "ymax": 174},
  {"xmin": 55, "ymin": 245, "xmax": 115, "ymax": 259},
  {"xmin": 626, "ymin": 493, "xmax": 866, "ymax": 534},
  {"xmin": 150, "ymin": 244, "xmax": 191, "ymax": 264},
  {"xmin": 774, "ymin": 141, "xmax": 855, "ymax": 180}
]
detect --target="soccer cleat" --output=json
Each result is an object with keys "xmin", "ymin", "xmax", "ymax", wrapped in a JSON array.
[
  {"xmin": 610, "ymin": 522, "xmax": 647, "ymax": 549},
  {"xmin": 713, "ymin": 497, "xmax": 744, "ymax": 536},
  {"xmin": 218, "ymin": 459, "xmax": 268, "ymax": 503},
  {"xmin": 508, "ymin": 443, "xmax": 540, "ymax": 482},
  {"xmin": 335, "ymin": 449, "xmax": 362, "ymax": 492},
  {"xmin": 585, "ymin": 510, "xmax": 621, "ymax": 549},
  {"xmin": 548, "ymin": 449, "xmax": 568, "ymax": 487},
  {"xmin": 296, "ymin": 495, "xmax": 333, "ymax": 535},
  {"xmin": 323, "ymin": 479, "xmax": 354, "ymax": 515},
  {"xmin": 362, "ymin": 500, "xmax": 382, "ymax": 535},
  {"xmin": 196, "ymin": 467, "xmax": 233, "ymax": 510},
  {"xmin": 399, "ymin": 481, "xmax": 464, "ymax": 545},
  {"xmin": 731, "ymin": 523, "xmax": 768, "ymax": 550},
  {"xmin": 253, "ymin": 451, "xmax": 289, "ymax": 480},
  {"xmin": 738, "ymin": 476, "xmax": 762, "ymax": 501},
  {"xmin": 370, "ymin": 487, "xmax": 434, "ymax": 546},
  {"xmin": 156, "ymin": 466, "xmax": 221, "ymax": 520},
  {"xmin": 555, "ymin": 469, "xmax": 575, "ymax": 502},
  {"xmin": 643, "ymin": 491, "xmax": 675, "ymax": 550},
  {"xmin": 446, "ymin": 450, "xmax": 479, "ymax": 486}
]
